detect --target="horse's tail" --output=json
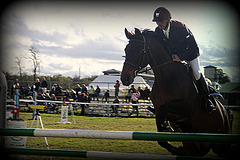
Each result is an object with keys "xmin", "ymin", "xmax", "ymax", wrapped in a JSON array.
[
  {"xmin": 214, "ymin": 98, "xmax": 232, "ymax": 134},
  {"xmin": 211, "ymin": 98, "xmax": 238, "ymax": 158}
]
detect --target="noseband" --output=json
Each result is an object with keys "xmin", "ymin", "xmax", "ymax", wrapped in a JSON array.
[{"xmin": 124, "ymin": 35, "xmax": 173, "ymax": 74}]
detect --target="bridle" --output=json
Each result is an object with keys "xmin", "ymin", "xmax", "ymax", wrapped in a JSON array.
[
  {"xmin": 124, "ymin": 36, "xmax": 148, "ymax": 74},
  {"xmin": 123, "ymin": 35, "xmax": 173, "ymax": 74}
]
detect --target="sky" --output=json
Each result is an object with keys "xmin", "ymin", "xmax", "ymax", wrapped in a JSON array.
[{"xmin": 0, "ymin": 0, "xmax": 239, "ymax": 81}]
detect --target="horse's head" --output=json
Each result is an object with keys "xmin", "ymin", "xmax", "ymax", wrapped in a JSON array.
[{"xmin": 121, "ymin": 28, "xmax": 150, "ymax": 86}]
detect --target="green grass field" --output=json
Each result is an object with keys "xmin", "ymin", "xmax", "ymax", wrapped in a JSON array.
[{"xmin": 8, "ymin": 111, "xmax": 240, "ymax": 159}]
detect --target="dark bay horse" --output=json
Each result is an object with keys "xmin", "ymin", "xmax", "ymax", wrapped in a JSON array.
[{"xmin": 121, "ymin": 28, "xmax": 232, "ymax": 157}]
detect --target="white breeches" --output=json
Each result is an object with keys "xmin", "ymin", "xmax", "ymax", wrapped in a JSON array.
[{"xmin": 187, "ymin": 57, "xmax": 201, "ymax": 80}]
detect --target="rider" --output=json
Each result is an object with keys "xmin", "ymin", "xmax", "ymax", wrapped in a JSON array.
[{"xmin": 152, "ymin": 7, "xmax": 215, "ymax": 113}]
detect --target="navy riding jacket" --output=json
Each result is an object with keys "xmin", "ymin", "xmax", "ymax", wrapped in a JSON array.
[{"xmin": 155, "ymin": 20, "xmax": 200, "ymax": 61}]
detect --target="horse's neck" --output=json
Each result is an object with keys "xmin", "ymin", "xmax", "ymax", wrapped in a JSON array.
[
  {"xmin": 147, "ymin": 36, "xmax": 171, "ymax": 64},
  {"xmin": 148, "ymin": 40, "xmax": 172, "ymax": 82}
]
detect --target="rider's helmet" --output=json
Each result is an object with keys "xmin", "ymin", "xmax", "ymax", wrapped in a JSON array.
[{"xmin": 152, "ymin": 7, "xmax": 171, "ymax": 22}]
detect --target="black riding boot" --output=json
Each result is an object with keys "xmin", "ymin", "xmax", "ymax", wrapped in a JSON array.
[{"xmin": 197, "ymin": 74, "xmax": 216, "ymax": 113}]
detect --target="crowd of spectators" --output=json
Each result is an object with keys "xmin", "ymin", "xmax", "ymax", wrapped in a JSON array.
[
  {"xmin": 12, "ymin": 78, "xmax": 151, "ymax": 102},
  {"xmin": 10, "ymin": 78, "xmax": 151, "ymax": 116},
  {"xmin": 11, "ymin": 78, "xmax": 151, "ymax": 118}
]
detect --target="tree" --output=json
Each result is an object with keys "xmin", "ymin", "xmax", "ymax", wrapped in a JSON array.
[
  {"xmin": 15, "ymin": 56, "xmax": 24, "ymax": 80},
  {"xmin": 217, "ymin": 69, "xmax": 230, "ymax": 84},
  {"xmin": 29, "ymin": 46, "xmax": 40, "ymax": 81}
]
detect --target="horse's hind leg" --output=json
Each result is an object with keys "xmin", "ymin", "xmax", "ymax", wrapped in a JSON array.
[
  {"xmin": 212, "ymin": 143, "xmax": 233, "ymax": 158},
  {"xmin": 182, "ymin": 142, "xmax": 211, "ymax": 156}
]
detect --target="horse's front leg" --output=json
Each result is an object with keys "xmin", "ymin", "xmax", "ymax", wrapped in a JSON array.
[
  {"xmin": 155, "ymin": 103, "xmax": 183, "ymax": 155},
  {"xmin": 155, "ymin": 105, "xmax": 177, "ymax": 153}
]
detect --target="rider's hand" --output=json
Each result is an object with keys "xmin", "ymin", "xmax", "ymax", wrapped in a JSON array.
[{"xmin": 172, "ymin": 54, "xmax": 181, "ymax": 62}]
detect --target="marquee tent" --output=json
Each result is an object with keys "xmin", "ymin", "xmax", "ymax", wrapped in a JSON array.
[{"xmin": 89, "ymin": 75, "xmax": 151, "ymax": 92}]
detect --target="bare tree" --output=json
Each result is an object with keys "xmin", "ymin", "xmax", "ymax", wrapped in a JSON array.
[
  {"xmin": 29, "ymin": 46, "xmax": 40, "ymax": 81},
  {"xmin": 15, "ymin": 56, "xmax": 24, "ymax": 80}
]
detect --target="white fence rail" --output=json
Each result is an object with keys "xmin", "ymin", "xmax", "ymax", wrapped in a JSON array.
[{"xmin": 8, "ymin": 98, "xmax": 154, "ymax": 117}]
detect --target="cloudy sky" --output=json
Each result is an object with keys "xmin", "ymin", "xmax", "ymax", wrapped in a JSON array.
[{"xmin": 0, "ymin": 0, "xmax": 239, "ymax": 81}]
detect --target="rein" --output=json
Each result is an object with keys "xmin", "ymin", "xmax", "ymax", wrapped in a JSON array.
[
  {"xmin": 142, "ymin": 61, "xmax": 173, "ymax": 73},
  {"xmin": 124, "ymin": 35, "xmax": 173, "ymax": 74}
]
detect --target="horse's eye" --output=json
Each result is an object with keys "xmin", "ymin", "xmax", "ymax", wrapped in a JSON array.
[{"xmin": 122, "ymin": 56, "xmax": 126, "ymax": 58}]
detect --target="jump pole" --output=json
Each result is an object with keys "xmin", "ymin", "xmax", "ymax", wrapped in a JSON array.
[
  {"xmin": 5, "ymin": 148, "xmax": 220, "ymax": 160},
  {"xmin": 1, "ymin": 128, "xmax": 239, "ymax": 143}
]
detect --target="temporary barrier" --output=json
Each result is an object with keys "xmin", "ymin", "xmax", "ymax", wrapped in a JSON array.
[
  {"xmin": 56, "ymin": 106, "xmax": 72, "ymax": 124},
  {"xmin": 20, "ymin": 99, "xmax": 153, "ymax": 106},
  {"xmin": 18, "ymin": 98, "xmax": 155, "ymax": 117},
  {"xmin": 6, "ymin": 121, "xmax": 27, "ymax": 148},
  {"xmin": 1, "ymin": 128, "xmax": 239, "ymax": 143}
]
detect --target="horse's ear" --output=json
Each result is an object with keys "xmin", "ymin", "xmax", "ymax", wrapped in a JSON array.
[
  {"xmin": 125, "ymin": 28, "xmax": 132, "ymax": 39},
  {"xmin": 134, "ymin": 28, "xmax": 141, "ymax": 36}
]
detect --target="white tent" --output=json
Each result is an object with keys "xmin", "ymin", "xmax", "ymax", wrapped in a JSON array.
[{"xmin": 89, "ymin": 75, "xmax": 151, "ymax": 93}]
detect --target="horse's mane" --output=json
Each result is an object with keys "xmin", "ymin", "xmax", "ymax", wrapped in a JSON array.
[
  {"xmin": 142, "ymin": 29, "xmax": 155, "ymax": 37},
  {"xmin": 142, "ymin": 29, "xmax": 162, "ymax": 42},
  {"xmin": 142, "ymin": 29, "xmax": 168, "ymax": 52}
]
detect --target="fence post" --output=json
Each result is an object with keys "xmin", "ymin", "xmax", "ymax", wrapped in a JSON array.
[
  {"xmin": 0, "ymin": 72, "xmax": 7, "ymax": 148},
  {"xmin": 13, "ymin": 89, "xmax": 20, "ymax": 120},
  {"xmin": 31, "ymin": 91, "xmax": 37, "ymax": 120}
]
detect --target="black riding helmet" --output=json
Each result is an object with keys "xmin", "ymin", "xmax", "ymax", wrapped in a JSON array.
[{"xmin": 152, "ymin": 7, "xmax": 171, "ymax": 22}]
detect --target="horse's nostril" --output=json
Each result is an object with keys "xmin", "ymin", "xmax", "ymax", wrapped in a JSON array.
[
  {"xmin": 121, "ymin": 76, "xmax": 130, "ymax": 86},
  {"xmin": 123, "ymin": 78, "xmax": 129, "ymax": 85}
]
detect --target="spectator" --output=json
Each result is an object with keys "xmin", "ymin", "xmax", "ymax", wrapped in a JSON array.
[
  {"xmin": 89, "ymin": 85, "xmax": 95, "ymax": 100},
  {"xmin": 128, "ymin": 91, "xmax": 139, "ymax": 117},
  {"xmin": 77, "ymin": 92, "xmax": 87, "ymax": 116},
  {"xmin": 55, "ymin": 84, "xmax": 62, "ymax": 95},
  {"xmin": 114, "ymin": 80, "xmax": 120, "ymax": 97},
  {"xmin": 50, "ymin": 84, "xmax": 57, "ymax": 95},
  {"xmin": 111, "ymin": 96, "xmax": 120, "ymax": 116},
  {"xmin": 129, "ymin": 85, "xmax": 136, "ymax": 93},
  {"xmin": 35, "ymin": 78, "xmax": 41, "ymax": 91},
  {"xmin": 69, "ymin": 89, "xmax": 77, "ymax": 111},
  {"xmin": 70, "ymin": 89, "xmax": 77, "ymax": 101},
  {"xmin": 102, "ymin": 90, "xmax": 110, "ymax": 102},
  {"xmin": 22, "ymin": 84, "xmax": 31, "ymax": 98},
  {"xmin": 30, "ymin": 82, "xmax": 34, "ymax": 92},
  {"xmin": 82, "ymin": 84, "xmax": 88, "ymax": 94},
  {"xmin": 37, "ymin": 86, "xmax": 44, "ymax": 99},
  {"xmin": 44, "ymin": 93, "xmax": 51, "ymax": 100},
  {"xmin": 137, "ymin": 86, "xmax": 144, "ymax": 99},
  {"xmin": 64, "ymin": 89, "xmax": 71, "ymax": 101},
  {"xmin": 49, "ymin": 94, "xmax": 58, "ymax": 112},
  {"xmin": 95, "ymin": 85, "xmax": 101, "ymax": 101},
  {"xmin": 125, "ymin": 85, "xmax": 136, "ymax": 102},
  {"xmin": 125, "ymin": 91, "xmax": 131, "ymax": 103},
  {"xmin": 51, "ymin": 94, "xmax": 57, "ymax": 101},
  {"xmin": 143, "ymin": 87, "xmax": 151, "ymax": 100},
  {"xmin": 75, "ymin": 84, "xmax": 82, "ymax": 95},
  {"xmin": 86, "ymin": 93, "xmax": 92, "ymax": 103},
  {"xmin": 41, "ymin": 77, "xmax": 48, "ymax": 93},
  {"xmin": 77, "ymin": 92, "xmax": 87, "ymax": 102}
]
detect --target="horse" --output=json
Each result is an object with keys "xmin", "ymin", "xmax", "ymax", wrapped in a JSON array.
[{"xmin": 121, "ymin": 28, "xmax": 232, "ymax": 157}]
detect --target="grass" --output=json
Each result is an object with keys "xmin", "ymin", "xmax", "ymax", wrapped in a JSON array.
[{"xmin": 8, "ymin": 111, "xmax": 240, "ymax": 159}]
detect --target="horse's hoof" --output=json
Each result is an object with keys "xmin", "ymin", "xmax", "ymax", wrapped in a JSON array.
[{"xmin": 170, "ymin": 146, "xmax": 183, "ymax": 155}]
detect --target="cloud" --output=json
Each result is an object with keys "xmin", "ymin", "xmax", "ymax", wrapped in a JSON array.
[
  {"xmin": 39, "ymin": 54, "xmax": 124, "ymax": 78},
  {"xmin": 1, "ymin": 0, "xmax": 239, "ymax": 81},
  {"xmin": 199, "ymin": 42, "xmax": 239, "ymax": 67},
  {"xmin": 198, "ymin": 42, "xmax": 240, "ymax": 82}
]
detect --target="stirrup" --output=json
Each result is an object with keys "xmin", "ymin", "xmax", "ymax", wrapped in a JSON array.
[{"xmin": 161, "ymin": 120, "xmax": 173, "ymax": 132}]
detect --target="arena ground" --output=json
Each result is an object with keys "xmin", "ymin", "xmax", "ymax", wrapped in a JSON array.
[{"xmin": 7, "ymin": 111, "xmax": 240, "ymax": 159}]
